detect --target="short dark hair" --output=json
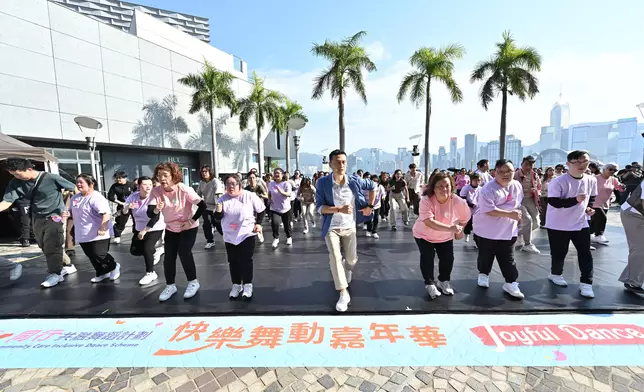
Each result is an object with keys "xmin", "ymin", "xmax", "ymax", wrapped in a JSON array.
[
  {"xmin": 423, "ymin": 172, "xmax": 455, "ymax": 197},
  {"xmin": 495, "ymin": 159, "xmax": 513, "ymax": 169},
  {"xmin": 329, "ymin": 149, "xmax": 346, "ymax": 162},
  {"xmin": 470, "ymin": 173, "xmax": 480, "ymax": 181},
  {"xmin": 555, "ymin": 164, "xmax": 564, "ymax": 169},
  {"xmin": 409, "ymin": 163, "xmax": 416, "ymax": 169},
  {"xmin": 5, "ymin": 158, "xmax": 34, "ymax": 172},
  {"xmin": 522, "ymin": 156, "xmax": 536, "ymax": 164},
  {"xmin": 76, "ymin": 173, "xmax": 96, "ymax": 187},
  {"xmin": 201, "ymin": 165, "xmax": 214, "ymax": 179},
  {"xmin": 137, "ymin": 176, "xmax": 151, "ymax": 185},
  {"xmin": 567, "ymin": 150, "xmax": 589, "ymax": 162},
  {"xmin": 114, "ymin": 171, "xmax": 127, "ymax": 179},
  {"xmin": 477, "ymin": 159, "xmax": 489, "ymax": 168},
  {"xmin": 356, "ymin": 169, "xmax": 363, "ymax": 174}
]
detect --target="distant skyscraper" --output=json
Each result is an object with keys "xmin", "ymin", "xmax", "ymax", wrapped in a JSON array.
[
  {"xmin": 479, "ymin": 144, "xmax": 488, "ymax": 162},
  {"xmin": 464, "ymin": 134, "xmax": 477, "ymax": 170},
  {"xmin": 551, "ymin": 92, "xmax": 570, "ymax": 129},
  {"xmin": 449, "ymin": 137, "xmax": 457, "ymax": 167},
  {"xmin": 485, "ymin": 135, "xmax": 523, "ymax": 166}
]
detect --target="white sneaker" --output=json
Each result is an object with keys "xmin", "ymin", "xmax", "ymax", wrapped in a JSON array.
[
  {"xmin": 404, "ymin": 221, "xmax": 409, "ymax": 226},
  {"xmin": 91, "ymin": 273, "xmax": 110, "ymax": 283},
  {"xmin": 437, "ymin": 280, "xmax": 454, "ymax": 296},
  {"xmin": 257, "ymin": 232, "xmax": 264, "ymax": 243},
  {"xmin": 290, "ymin": 221, "xmax": 293, "ymax": 228},
  {"xmin": 153, "ymin": 247, "xmax": 164, "ymax": 265},
  {"xmin": 503, "ymin": 282, "xmax": 525, "ymax": 299},
  {"xmin": 229, "ymin": 284, "xmax": 243, "ymax": 299},
  {"xmin": 242, "ymin": 283, "xmax": 253, "ymax": 299},
  {"xmin": 9, "ymin": 263, "xmax": 22, "ymax": 281},
  {"xmin": 363, "ymin": 224, "xmax": 368, "ymax": 231},
  {"xmin": 336, "ymin": 291, "xmax": 351, "ymax": 312},
  {"xmin": 595, "ymin": 235, "xmax": 609, "ymax": 244},
  {"xmin": 477, "ymin": 274, "xmax": 489, "ymax": 288},
  {"xmin": 293, "ymin": 218, "xmax": 298, "ymax": 222},
  {"xmin": 286, "ymin": 237, "xmax": 292, "ymax": 246},
  {"xmin": 184, "ymin": 280, "xmax": 200, "ymax": 299},
  {"xmin": 425, "ymin": 284, "xmax": 441, "ymax": 299},
  {"xmin": 204, "ymin": 242, "xmax": 216, "ymax": 249},
  {"xmin": 159, "ymin": 284, "xmax": 177, "ymax": 301},
  {"xmin": 303, "ymin": 228, "xmax": 309, "ymax": 234},
  {"xmin": 382, "ymin": 217, "xmax": 387, "ymax": 222},
  {"xmin": 111, "ymin": 237, "xmax": 121, "ymax": 244},
  {"xmin": 580, "ymin": 283, "xmax": 595, "ymax": 298},
  {"xmin": 590, "ymin": 234, "xmax": 596, "ymax": 242},
  {"xmin": 139, "ymin": 272, "xmax": 158, "ymax": 285},
  {"xmin": 366, "ymin": 232, "xmax": 372, "ymax": 237},
  {"xmin": 522, "ymin": 243, "xmax": 541, "ymax": 254},
  {"xmin": 280, "ymin": 223, "xmax": 284, "ymax": 228},
  {"xmin": 465, "ymin": 234, "xmax": 470, "ymax": 242},
  {"xmin": 515, "ymin": 237, "xmax": 525, "ymax": 247},
  {"xmin": 312, "ymin": 221, "xmax": 316, "ymax": 228},
  {"xmin": 590, "ymin": 245, "xmax": 596, "ymax": 251},
  {"xmin": 41, "ymin": 273, "xmax": 64, "ymax": 288},
  {"xmin": 548, "ymin": 274, "xmax": 568, "ymax": 287},
  {"xmin": 272, "ymin": 239, "xmax": 279, "ymax": 249},
  {"xmin": 109, "ymin": 263, "xmax": 121, "ymax": 281},
  {"xmin": 62, "ymin": 264, "xmax": 77, "ymax": 276},
  {"xmin": 372, "ymin": 233, "xmax": 380, "ymax": 239}
]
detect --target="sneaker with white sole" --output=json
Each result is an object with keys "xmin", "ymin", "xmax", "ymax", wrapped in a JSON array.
[
  {"xmin": 159, "ymin": 284, "xmax": 177, "ymax": 301},
  {"xmin": 580, "ymin": 283, "xmax": 595, "ymax": 298},
  {"xmin": 312, "ymin": 221, "xmax": 316, "ymax": 228},
  {"xmin": 425, "ymin": 284, "xmax": 441, "ymax": 299},
  {"xmin": 204, "ymin": 242, "xmax": 216, "ymax": 249},
  {"xmin": 242, "ymin": 283, "xmax": 253, "ymax": 300},
  {"xmin": 303, "ymin": 228, "xmax": 309, "ymax": 234},
  {"xmin": 286, "ymin": 237, "xmax": 292, "ymax": 246},
  {"xmin": 595, "ymin": 235, "xmax": 609, "ymax": 244},
  {"xmin": 91, "ymin": 273, "xmax": 110, "ymax": 283},
  {"xmin": 257, "ymin": 232, "xmax": 264, "ymax": 243},
  {"xmin": 109, "ymin": 263, "xmax": 121, "ymax": 281},
  {"xmin": 366, "ymin": 232, "xmax": 372, "ymax": 237},
  {"xmin": 590, "ymin": 245, "xmax": 596, "ymax": 250},
  {"xmin": 465, "ymin": 234, "xmax": 470, "ymax": 242},
  {"xmin": 522, "ymin": 243, "xmax": 541, "ymax": 254},
  {"xmin": 372, "ymin": 233, "xmax": 379, "ymax": 239},
  {"xmin": 9, "ymin": 263, "xmax": 22, "ymax": 281},
  {"xmin": 515, "ymin": 236, "xmax": 525, "ymax": 247},
  {"xmin": 41, "ymin": 273, "xmax": 63, "ymax": 288},
  {"xmin": 139, "ymin": 272, "xmax": 157, "ymax": 285},
  {"xmin": 153, "ymin": 247, "xmax": 164, "ymax": 265},
  {"xmin": 503, "ymin": 282, "xmax": 525, "ymax": 299},
  {"xmin": 184, "ymin": 280, "xmax": 200, "ymax": 299},
  {"xmin": 229, "ymin": 284, "xmax": 243, "ymax": 299},
  {"xmin": 477, "ymin": 274, "xmax": 489, "ymax": 288},
  {"xmin": 61, "ymin": 264, "xmax": 77, "ymax": 277},
  {"xmin": 548, "ymin": 274, "xmax": 568, "ymax": 287},
  {"xmin": 336, "ymin": 291, "xmax": 351, "ymax": 312},
  {"xmin": 437, "ymin": 280, "xmax": 454, "ymax": 296},
  {"xmin": 272, "ymin": 239, "xmax": 279, "ymax": 249},
  {"xmin": 111, "ymin": 237, "xmax": 121, "ymax": 244},
  {"xmin": 363, "ymin": 224, "xmax": 368, "ymax": 231}
]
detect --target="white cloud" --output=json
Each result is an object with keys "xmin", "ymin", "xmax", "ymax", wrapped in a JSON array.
[
  {"xmin": 364, "ymin": 41, "xmax": 390, "ymax": 62},
  {"xmin": 260, "ymin": 48, "xmax": 644, "ymax": 155}
]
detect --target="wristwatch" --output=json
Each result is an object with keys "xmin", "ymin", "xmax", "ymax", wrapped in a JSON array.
[{"xmin": 367, "ymin": 204, "xmax": 374, "ymax": 209}]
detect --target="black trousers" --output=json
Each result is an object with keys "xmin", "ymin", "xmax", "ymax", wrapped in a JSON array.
[
  {"xmin": 113, "ymin": 207, "xmax": 130, "ymax": 238},
  {"xmin": 225, "ymin": 236, "xmax": 256, "ymax": 284},
  {"xmin": 475, "ymin": 235, "xmax": 519, "ymax": 283},
  {"xmin": 202, "ymin": 210, "xmax": 222, "ymax": 242},
  {"xmin": 407, "ymin": 188, "xmax": 420, "ymax": 215},
  {"xmin": 380, "ymin": 194, "xmax": 390, "ymax": 219},
  {"xmin": 463, "ymin": 218, "xmax": 473, "ymax": 235},
  {"xmin": 80, "ymin": 239, "xmax": 116, "ymax": 276},
  {"xmin": 291, "ymin": 199, "xmax": 302, "ymax": 219},
  {"xmin": 271, "ymin": 209, "xmax": 292, "ymax": 239},
  {"xmin": 547, "ymin": 228, "xmax": 593, "ymax": 284},
  {"xmin": 131, "ymin": 229, "xmax": 163, "ymax": 273},
  {"xmin": 13, "ymin": 204, "xmax": 32, "ymax": 240},
  {"xmin": 366, "ymin": 208, "xmax": 380, "ymax": 233},
  {"xmin": 415, "ymin": 237, "xmax": 454, "ymax": 283},
  {"xmin": 589, "ymin": 208, "xmax": 608, "ymax": 236},
  {"xmin": 163, "ymin": 228, "xmax": 198, "ymax": 284}
]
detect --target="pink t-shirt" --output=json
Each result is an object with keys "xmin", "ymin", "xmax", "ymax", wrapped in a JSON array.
[
  {"xmin": 269, "ymin": 181, "xmax": 292, "ymax": 213},
  {"xmin": 218, "ymin": 190, "xmax": 266, "ymax": 245},
  {"xmin": 473, "ymin": 180, "xmax": 524, "ymax": 240},
  {"xmin": 150, "ymin": 183, "xmax": 202, "ymax": 233},
  {"xmin": 70, "ymin": 191, "xmax": 113, "ymax": 243},
  {"xmin": 545, "ymin": 173, "xmax": 598, "ymax": 231},
  {"xmin": 125, "ymin": 192, "xmax": 166, "ymax": 232},
  {"xmin": 593, "ymin": 175, "xmax": 623, "ymax": 209},
  {"xmin": 413, "ymin": 195, "xmax": 471, "ymax": 243},
  {"xmin": 455, "ymin": 175, "xmax": 470, "ymax": 190}
]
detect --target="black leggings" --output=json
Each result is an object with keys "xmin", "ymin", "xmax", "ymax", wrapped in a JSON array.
[
  {"xmin": 163, "ymin": 228, "xmax": 198, "ymax": 284},
  {"xmin": 547, "ymin": 227, "xmax": 593, "ymax": 284},
  {"xmin": 380, "ymin": 194, "xmax": 390, "ymax": 219},
  {"xmin": 589, "ymin": 208, "xmax": 608, "ymax": 236},
  {"xmin": 475, "ymin": 235, "xmax": 519, "ymax": 283},
  {"xmin": 113, "ymin": 208, "xmax": 130, "ymax": 238},
  {"xmin": 271, "ymin": 209, "xmax": 292, "ymax": 239},
  {"xmin": 225, "ymin": 236, "xmax": 256, "ymax": 284},
  {"xmin": 202, "ymin": 210, "xmax": 223, "ymax": 242},
  {"xmin": 80, "ymin": 238, "xmax": 116, "ymax": 276},
  {"xmin": 415, "ymin": 237, "xmax": 454, "ymax": 283},
  {"xmin": 367, "ymin": 208, "xmax": 380, "ymax": 233},
  {"xmin": 131, "ymin": 229, "xmax": 163, "ymax": 273},
  {"xmin": 463, "ymin": 218, "xmax": 473, "ymax": 235}
]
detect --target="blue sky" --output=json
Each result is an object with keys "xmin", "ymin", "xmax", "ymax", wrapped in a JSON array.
[{"xmin": 138, "ymin": 0, "xmax": 644, "ymax": 154}]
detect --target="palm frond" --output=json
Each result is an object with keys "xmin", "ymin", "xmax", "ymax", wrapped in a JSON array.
[
  {"xmin": 347, "ymin": 68, "xmax": 367, "ymax": 104},
  {"xmin": 397, "ymin": 71, "xmax": 425, "ymax": 104},
  {"xmin": 470, "ymin": 58, "xmax": 496, "ymax": 82}
]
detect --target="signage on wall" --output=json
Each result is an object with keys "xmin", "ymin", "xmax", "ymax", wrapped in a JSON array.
[{"xmin": 167, "ymin": 157, "xmax": 183, "ymax": 164}]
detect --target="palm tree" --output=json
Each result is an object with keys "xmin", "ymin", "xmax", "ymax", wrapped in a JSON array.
[
  {"xmin": 237, "ymin": 71, "xmax": 284, "ymax": 177},
  {"xmin": 397, "ymin": 44, "xmax": 465, "ymax": 180},
  {"xmin": 470, "ymin": 31, "xmax": 541, "ymax": 159},
  {"xmin": 273, "ymin": 99, "xmax": 308, "ymax": 173},
  {"xmin": 178, "ymin": 60, "xmax": 237, "ymax": 178},
  {"xmin": 311, "ymin": 31, "xmax": 377, "ymax": 151},
  {"xmin": 185, "ymin": 113, "xmax": 236, "ymax": 158},
  {"xmin": 232, "ymin": 129, "xmax": 256, "ymax": 172},
  {"xmin": 131, "ymin": 94, "xmax": 189, "ymax": 148}
]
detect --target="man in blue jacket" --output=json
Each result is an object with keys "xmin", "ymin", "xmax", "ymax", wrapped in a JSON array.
[{"xmin": 315, "ymin": 149, "xmax": 377, "ymax": 312}]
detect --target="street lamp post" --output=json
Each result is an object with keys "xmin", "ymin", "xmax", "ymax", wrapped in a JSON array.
[
  {"xmin": 288, "ymin": 116, "xmax": 306, "ymax": 171},
  {"xmin": 74, "ymin": 116, "xmax": 102, "ymax": 185}
]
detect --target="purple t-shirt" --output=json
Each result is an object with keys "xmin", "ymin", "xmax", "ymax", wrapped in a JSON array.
[
  {"xmin": 459, "ymin": 184, "xmax": 480, "ymax": 213},
  {"xmin": 218, "ymin": 190, "xmax": 266, "ymax": 245},
  {"xmin": 70, "ymin": 192, "xmax": 114, "ymax": 243},
  {"xmin": 472, "ymin": 179, "xmax": 523, "ymax": 240},
  {"xmin": 269, "ymin": 181, "xmax": 292, "ymax": 213},
  {"xmin": 125, "ymin": 192, "xmax": 166, "ymax": 232},
  {"xmin": 545, "ymin": 173, "xmax": 598, "ymax": 231}
]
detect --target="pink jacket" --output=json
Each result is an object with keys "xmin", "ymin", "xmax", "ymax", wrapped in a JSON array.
[{"xmin": 514, "ymin": 168, "xmax": 541, "ymax": 206}]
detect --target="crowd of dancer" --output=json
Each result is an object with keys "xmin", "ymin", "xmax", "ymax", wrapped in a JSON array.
[{"xmin": 0, "ymin": 148, "xmax": 642, "ymax": 312}]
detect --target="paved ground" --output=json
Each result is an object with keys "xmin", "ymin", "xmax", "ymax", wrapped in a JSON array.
[{"xmin": 0, "ymin": 365, "xmax": 643, "ymax": 392}]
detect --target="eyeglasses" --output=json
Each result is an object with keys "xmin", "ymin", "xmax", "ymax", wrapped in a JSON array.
[
  {"xmin": 607, "ymin": 168, "xmax": 616, "ymax": 172},
  {"xmin": 226, "ymin": 183, "xmax": 238, "ymax": 188}
]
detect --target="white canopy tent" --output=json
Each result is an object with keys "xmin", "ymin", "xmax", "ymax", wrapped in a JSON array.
[{"xmin": 0, "ymin": 133, "xmax": 59, "ymax": 173}]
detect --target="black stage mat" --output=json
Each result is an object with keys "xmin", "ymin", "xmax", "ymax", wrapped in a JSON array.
[{"xmin": 0, "ymin": 217, "xmax": 641, "ymax": 318}]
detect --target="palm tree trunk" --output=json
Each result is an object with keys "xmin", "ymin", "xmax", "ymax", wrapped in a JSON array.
[
  {"xmin": 256, "ymin": 122, "xmax": 263, "ymax": 177},
  {"xmin": 338, "ymin": 93, "xmax": 345, "ymax": 151},
  {"xmin": 423, "ymin": 79, "xmax": 432, "ymax": 184},
  {"xmin": 210, "ymin": 109, "xmax": 219, "ymax": 178},
  {"xmin": 285, "ymin": 130, "xmax": 291, "ymax": 173},
  {"xmin": 499, "ymin": 88, "xmax": 508, "ymax": 160}
]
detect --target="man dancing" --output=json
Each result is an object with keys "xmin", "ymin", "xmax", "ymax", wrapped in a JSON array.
[{"xmin": 316, "ymin": 150, "xmax": 376, "ymax": 312}]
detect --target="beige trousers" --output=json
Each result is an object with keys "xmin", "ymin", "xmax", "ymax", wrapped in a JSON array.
[
  {"xmin": 520, "ymin": 197, "xmax": 539, "ymax": 244},
  {"xmin": 619, "ymin": 209, "xmax": 644, "ymax": 287},
  {"xmin": 325, "ymin": 228, "xmax": 357, "ymax": 290}
]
